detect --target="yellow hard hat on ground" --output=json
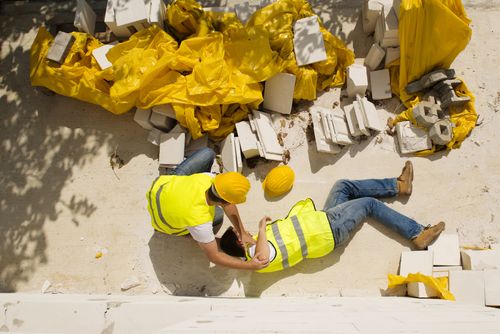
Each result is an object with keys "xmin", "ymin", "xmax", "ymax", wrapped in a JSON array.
[
  {"xmin": 213, "ymin": 172, "xmax": 250, "ymax": 204},
  {"xmin": 262, "ymin": 165, "xmax": 295, "ymax": 198}
]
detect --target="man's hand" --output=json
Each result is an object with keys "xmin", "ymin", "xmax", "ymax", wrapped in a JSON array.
[
  {"xmin": 248, "ymin": 252, "xmax": 269, "ymax": 270},
  {"xmin": 239, "ymin": 230, "xmax": 256, "ymax": 247},
  {"xmin": 259, "ymin": 216, "xmax": 272, "ymax": 229}
]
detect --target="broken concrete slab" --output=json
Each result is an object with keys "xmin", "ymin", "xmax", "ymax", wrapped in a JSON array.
[
  {"xmin": 134, "ymin": 108, "xmax": 154, "ymax": 130},
  {"xmin": 159, "ymin": 132, "xmax": 185, "ymax": 168},
  {"xmin": 346, "ymin": 63, "xmax": 368, "ymax": 98},
  {"xmin": 252, "ymin": 110, "xmax": 283, "ymax": 156},
  {"xmin": 369, "ymin": 69, "xmax": 392, "ymax": 100},
  {"xmin": 74, "ymin": 0, "xmax": 96, "ymax": 35},
  {"xmin": 384, "ymin": 47, "xmax": 400, "ymax": 67},
  {"xmin": 293, "ymin": 15, "xmax": 328, "ymax": 66},
  {"xmin": 428, "ymin": 119, "xmax": 453, "ymax": 146},
  {"xmin": 364, "ymin": 43, "xmax": 385, "ymax": 71},
  {"xmin": 91, "ymin": 42, "xmax": 117, "ymax": 70},
  {"xmin": 484, "ymin": 270, "xmax": 500, "ymax": 306},
  {"xmin": 221, "ymin": 133, "xmax": 237, "ymax": 172},
  {"xmin": 412, "ymin": 100, "xmax": 441, "ymax": 128},
  {"xmin": 329, "ymin": 107, "xmax": 353, "ymax": 145},
  {"xmin": 147, "ymin": 128, "xmax": 164, "ymax": 146},
  {"xmin": 461, "ymin": 250, "xmax": 500, "ymax": 271},
  {"xmin": 428, "ymin": 234, "xmax": 461, "ymax": 266},
  {"xmin": 352, "ymin": 101, "xmax": 371, "ymax": 136},
  {"xmin": 406, "ymin": 69, "xmax": 456, "ymax": 94},
  {"xmin": 395, "ymin": 121, "xmax": 432, "ymax": 154},
  {"xmin": 356, "ymin": 95, "xmax": 384, "ymax": 132},
  {"xmin": 310, "ymin": 107, "xmax": 341, "ymax": 154},
  {"xmin": 344, "ymin": 104, "xmax": 363, "ymax": 137},
  {"xmin": 150, "ymin": 112, "xmax": 177, "ymax": 132},
  {"xmin": 374, "ymin": 6, "xmax": 399, "ymax": 48},
  {"xmin": 235, "ymin": 121, "xmax": 260, "ymax": 159},
  {"xmin": 362, "ymin": 0, "xmax": 384, "ymax": 34},
  {"xmin": 234, "ymin": 137, "xmax": 243, "ymax": 173},
  {"xmin": 46, "ymin": 31, "xmax": 75, "ymax": 64},
  {"xmin": 263, "ymin": 73, "xmax": 296, "ymax": 115},
  {"xmin": 399, "ymin": 250, "xmax": 433, "ymax": 276},
  {"xmin": 449, "ymin": 270, "xmax": 485, "ymax": 305},
  {"xmin": 152, "ymin": 104, "xmax": 176, "ymax": 120}
]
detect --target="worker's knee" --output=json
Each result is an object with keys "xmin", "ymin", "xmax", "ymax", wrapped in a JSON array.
[{"xmin": 332, "ymin": 179, "xmax": 351, "ymax": 192}]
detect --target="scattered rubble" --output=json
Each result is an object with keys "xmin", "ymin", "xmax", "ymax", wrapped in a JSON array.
[{"xmin": 120, "ymin": 277, "xmax": 141, "ymax": 291}]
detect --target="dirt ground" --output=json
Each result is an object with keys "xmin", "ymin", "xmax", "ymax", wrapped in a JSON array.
[{"xmin": 1, "ymin": 0, "xmax": 499, "ymax": 297}]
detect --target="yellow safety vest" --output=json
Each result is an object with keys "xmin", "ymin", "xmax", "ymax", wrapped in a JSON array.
[
  {"xmin": 146, "ymin": 174, "xmax": 215, "ymax": 235},
  {"xmin": 246, "ymin": 198, "xmax": 334, "ymax": 273}
]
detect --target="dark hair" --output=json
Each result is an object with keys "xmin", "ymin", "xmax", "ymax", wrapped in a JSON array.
[
  {"xmin": 207, "ymin": 185, "xmax": 229, "ymax": 205},
  {"xmin": 220, "ymin": 228, "xmax": 245, "ymax": 258}
]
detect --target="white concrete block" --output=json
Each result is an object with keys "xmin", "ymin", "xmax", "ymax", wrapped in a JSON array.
[
  {"xmin": 356, "ymin": 95, "xmax": 384, "ymax": 132},
  {"xmin": 346, "ymin": 63, "xmax": 368, "ymax": 98},
  {"xmin": 433, "ymin": 266, "xmax": 463, "ymax": 273},
  {"xmin": 159, "ymin": 132, "xmax": 185, "ymax": 167},
  {"xmin": 203, "ymin": 7, "xmax": 234, "ymax": 13},
  {"xmin": 185, "ymin": 135, "xmax": 208, "ymax": 156},
  {"xmin": 352, "ymin": 101, "xmax": 371, "ymax": 136},
  {"xmin": 395, "ymin": 121, "xmax": 432, "ymax": 154},
  {"xmin": 364, "ymin": 43, "xmax": 385, "ymax": 71},
  {"xmin": 221, "ymin": 133, "xmax": 237, "ymax": 172},
  {"xmin": 91, "ymin": 42, "xmax": 117, "ymax": 70},
  {"xmin": 149, "ymin": 0, "xmax": 166, "ymax": 29},
  {"xmin": 385, "ymin": 47, "xmax": 400, "ymax": 67},
  {"xmin": 460, "ymin": 250, "xmax": 500, "ymax": 271},
  {"xmin": 235, "ymin": 121, "xmax": 260, "ymax": 159},
  {"xmin": 115, "ymin": 0, "xmax": 150, "ymax": 32},
  {"xmin": 428, "ymin": 234, "xmax": 461, "ymax": 266},
  {"xmin": 375, "ymin": 6, "xmax": 399, "ymax": 48},
  {"xmin": 310, "ymin": 107, "xmax": 341, "ymax": 154},
  {"xmin": 152, "ymin": 104, "xmax": 176, "ymax": 119},
  {"xmin": 105, "ymin": 0, "xmax": 131, "ymax": 38},
  {"xmin": 370, "ymin": 69, "xmax": 392, "ymax": 100},
  {"xmin": 234, "ymin": 137, "xmax": 243, "ymax": 173},
  {"xmin": 399, "ymin": 250, "xmax": 433, "ymax": 276},
  {"xmin": 362, "ymin": 0, "xmax": 384, "ymax": 34},
  {"xmin": 263, "ymin": 73, "xmax": 296, "ymax": 115},
  {"xmin": 150, "ymin": 112, "xmax": 176, "ymax": 132},
  {"xmin": 484, "ymin": 270, "xmax": 500, "ymax": 306},
  {"xmin": 344, "ymin": 104, "xmax": 363, "ymax": 137},
  {"xmin": 407, "ymin": 282, "xmax": 438, "ymax": 298},
  {"xmin": 134, "ymin": 108, "xmax": 154, "ymax": 130},
  {"xmin": 329, "ymin": 107, "xmax": 353, "ymax": 145},
  {"xmin": 449, "ymin": 271, "xmax": 485, "ymax": 305},
  {"xmin": 234, "ymin": 3, "xmax": 259, "ymax": 25},
  {"xmin": 252, "ymin": 110, "xmax": 283, "ymax": 156},
  {"xmin": 46, "ymin": 31, "xmax": 75, "ymax": 64},
  {"xmin": 74, "ymin": 0, "xmax": 96, "ymax": 35},
  {"xmin": 319, "ymin": 109, "xmax": 332, "ymax": 140},
  {"xmin": 147, "ymin": 128, "xmax": 163, "ymax": 146},
  {"xmin": 293, "ymin": 15, "xmax": 327, "ymax": 66}
]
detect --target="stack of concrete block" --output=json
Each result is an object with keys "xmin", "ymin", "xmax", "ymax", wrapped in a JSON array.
[
  {"xmin": 293, "ymin": 16, "xmax": 328, "ymax": 66},
  {"xmin": 221, "ymin": 133, "xmax": 243, "ymax": 172},
  {"xmin": 369, "ymin": 69, "xmax": 392, "ymax": 100},
  {"xmin": 461, "ymin": 249, "xmax": 500, "ymax": 271},
  {"xmin": 364, "ymin": 43, "xmax": 385, "ymax": 71},
  {"xmin": 46, "ymin": 31, "xmax": 75, "ymax": 64},
  {"xmin": 342, "ymin": 96, "xmax": 384, "ymax": 138},
  {"xmin": 374, "ymin": 6, "xmax": 399, "ymax": 48},
  {"xmin": 310, "ymin": 107, "xmax": 341, "ymax": 154},
  {"xmin": 449, "ymin": 271, "xmax": 485, "ymax": 305},
  {"xmin": 395, "ymin": 121, "xmax": 432, "ymax": 154},
  {"xmin": 399, "ymin": 250, "xmax": 439, "ymax": 298},
  {"xmin": 251, "ymin": 110, "xmax": 283, "ymax": 161},
  {"xmin": 159, "ymin": 132, "xmax": 185, "ymax": 168},
  {"xmin": 263, "ymin": 73, "xmax": 296, "ymax": 115},
  {"xmin": 429, "ymin": 234, "xmax": 461, "ymax": 266},
  {"xmin": 74, "ymin": 0, "xmax": 96, "ymax": 35},
  {"xmin": 91, "ymin": 42, "xmax": 118, "ymax": 70},
  {"xmin": 235, "ymin": 121, "xmax": 260, "ymax": 159},
  {"xmin": 312, "ymin": 106, "xmax": 353, "ymax": 149},
  {"xmin": 346, "ymin": 63, "xmax": 368, "ymax": 98}
]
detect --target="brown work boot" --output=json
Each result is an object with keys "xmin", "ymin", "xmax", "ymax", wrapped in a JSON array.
[
  {"xmin": 412, "ymin": 222, "xmax": 446, "ymax": 250},
  {"xmin": 397, "ymin": 161, "xmax": 413, "ymax": 195}
]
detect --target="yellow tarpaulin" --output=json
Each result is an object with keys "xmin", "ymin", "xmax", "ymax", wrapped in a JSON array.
[{"xmin": 388, "ymin": 273, "xmax": 455, "ymax": 301}]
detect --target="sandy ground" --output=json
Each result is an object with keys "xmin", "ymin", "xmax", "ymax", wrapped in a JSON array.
[{"xmin": 1, "ymin": 0, "xmax": 499, "ymax": 297}]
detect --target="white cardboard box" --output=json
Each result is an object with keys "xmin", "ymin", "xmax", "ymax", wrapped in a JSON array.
[
  {"xmin": 461, "ymin": 250, "xmax": 500, "ymax": 270},
  {"xmin": 346, "ymin": 64, "xmax": 368, "ymax": 98},
  {"xmin": 159, "ymin": 132, "xmax": 185, "ymax": 167},
  {"xmin": 428, "ymin": 234, "xmax": 461, "ymax": 266},
  {"xmin": 134, "ymin": 108, "xmax": 154, "ymax": 130},
  {"xmin": 484, "ymin": 270, "xmax": 500, "ymax": 306},
  {"xmin": 370, "ymin": 69, "xmax": 392, "ymax": 100},
  {"xmin": 449, "ymin": 270, "xmax": 485, "ymax": 305},
  {"xmin": 293, "ymin": 15, "xmax": 327, "ymax": 66},
  {"xmin": 395, "ymin": 121, "xmax": 432, "ymax": 154},
  {"xmin": 235, "ymin": 121, "xmax": 260, "ymax": 159},
  {"xmin": 263, "ymin": 73, "xmax": 296, "ymax": 115}
]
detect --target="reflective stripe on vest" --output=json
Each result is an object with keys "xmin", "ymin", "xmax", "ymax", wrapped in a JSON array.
[
  {"xmin": 148, "ymin": 177, "xmax": 185, "ymax": 235},
  {"xmin": 291, "ymin": 215, "xmax": 308, "ymax": 258},
  {"xmin": 271, "ymin": 223, "xmax": 290, "ymax": 269}
]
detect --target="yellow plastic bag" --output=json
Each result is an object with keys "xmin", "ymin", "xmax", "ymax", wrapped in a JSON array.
[{"xmin": 388, "ymin": 273, "xmax": 455, "ymax": 301}]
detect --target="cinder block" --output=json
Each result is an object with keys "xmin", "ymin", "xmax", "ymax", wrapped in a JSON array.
[
  {"xmin": 134, "ymin": 108, "xmax": 154, "ymax": 130},
  {"xmin": 356, "ymin": 95, "xmax": 384, "ymax": 132},
  {"xmin": 364, "ymin": 43, "xmax": 385, "ymax": 71},
  {"xmin": 152, "ymin": 104, "xmax": 176, "ymax": 119},
  {"xmin": 91, "ymin": 42, "xmax": 117, "ymax": 70},
  {"xmin": 428, "ymin": 233, "xmax": 461, "ymax": 266},
  {"xmin": 346, "ymin": 64, "xmax": 368, "ymax": 98},
  {"xmin": 235, "ymin": 121, "xmax": 260, "ymax": 159},
  {"xmin": 263, "ymin": 73, "xmax": 296, "ymax": 115},
  {"xmin": 384, "ymin": 47, "xmax": 400, "ymax": 67},
  {"xmin": 105, "ymin": 0, "xmax": 131, "ymax": 38},
  {"xmin": 147, "ymin": 128, "xmax": 163, "ymax": 146},
  {"xmin": 221, "ymin": 133, "xmax": 237, "ymax": 172},
  {"xmin": 115, "ymin": 0, "xmax": 150, "ymax": 33},
  {"xmin": 310, "ymin": 107, "xmax": 341, "ymax": 154},
  {"xmin": 185, "ymin": 135, "xmax": 208, "ymax": 156},
  {"xmin": 252, "ymin": 110, "xmax": 283, "ymax": 156},
  {"xmin": 293, "ymin": 15, "xmax": 328, "ymax": 66},
  {"xmin": 484, "ymin": 270, "xmax": 500, "ymax": 306},
  {"xmin": 406, "ymin": 69, "xmax": 455, "ymax": 94},
  {"xmin": 352, "ymin": 101, "xmax": 371, "ymax": 136},
  {"xmin": 395, "ymin": 121, "xmax": 432, "ymax": 154},
  {"xmin": 159, "ymin": 132, "xmax": 185, "ymax": 167},
  {"xmin": 412, "ymin": 101, "xmax": 441, "ymax": 128},
  {"xmin": 344, "ymin": 104, "xmax": 363, "ymax": 137},
  {"xmin": 461, "ymin": 250, "xmax": 500, "ymax": 271},
  {"xmin": 46, "ymin": 31, "xmax": 75, "ymax": 64},
  {"xmin": 399, "ymin": 250, "xmax": 433, "ymax": 276},
  {"xmin": 74, "ymin": 0, "xmax": 96, "ymax": 35},
  {"xmin": 150, "ymin": 112, "xmax": 177, "ymax": 132},
  {"xmin": 369, "ymin": 69, "xmax": 392, "ymax": 100},
  {"xmin": 428, "ymin": 119, "xmax": 453, "ymax": 146},
  {"xmin": 449, "ymin": 270, "xmax": 485, "ymax": 305},
  {"xmin": 234, "ymin": 137, "xmax": 243, "ymax": 173},
  {"xmin": 407, "ymin": 282, "xmax": 438, "ymax": 298}
]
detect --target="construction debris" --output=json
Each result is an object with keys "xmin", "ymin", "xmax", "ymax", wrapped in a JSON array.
[
  {"xmin": 91, "ymin": 42, "xmax": 118, "ymax": 70},
  {"xmin": 346, "ymin": 63, "xmax": 368, "ymax": 98},
  {"xmin": 369, "ymin": 69, "xmax": 392, "ymax": 100},
  {"xmin": 252, "ymin": 110, "xmax": 283, "ymax": 161},
  {"xmin": 263, "ymin": 73, "xmax": 296, "ymax": 115},
  {"xmin": 235, "ymin": 121, "xmax": 260, "ymax": 159},
  {"xmin": 159, "ymin": 132, "xmax": 185, "ymax": 168},
  {"xmin": 74, "ymin": 0, "xmax": 96, "ymax": 35},
  {"xmin": 293, "ymin": 15, "xmax": 328, "ymax": 66},
  {"xmin": 428, "ymin": 119, "xmax": 453, "ymax": 146},
  {"xmin": 395, "ymin": 121, "xmax": 432, "ymax": 154},
  {"xmin": 375, "ymin": 5, "xmax": 399, "ymax": 48},
  {"xmin": 120, "ymin": 276, "xmax": 141, "ymax": 291},
  {"xmin": 364, "ymin": 43, "xmax": 385, "ymax": 71}
]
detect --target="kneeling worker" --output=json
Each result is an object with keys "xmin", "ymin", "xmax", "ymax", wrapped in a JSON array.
[
  {"xmin": 220, "ymin": 161, "xmax": 445, "ymax": 272},
  {"xmin": 147, "ymin": 147, "xmax": 268, "ymax": 270}
]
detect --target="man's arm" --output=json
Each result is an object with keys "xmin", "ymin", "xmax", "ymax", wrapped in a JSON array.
[
  {"xmin": 223, "ymin": 204, "xmax": 255, "ymax": 246},
  {"xmin": 254, "ymin": 216, "xmax": 271, "ymax": 263},
  {"xmin": 198, "ymin": 240, "xmax": 268, "ymax": 270}
]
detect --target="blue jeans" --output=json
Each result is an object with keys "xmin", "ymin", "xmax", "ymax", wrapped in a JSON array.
[
  {"xmin": 324, "ymin": 179, "xmax": 424, "ymax": 246},
  {"xmin": 167, "ymin": 147, "xmax": 223, "ymax": 229}
]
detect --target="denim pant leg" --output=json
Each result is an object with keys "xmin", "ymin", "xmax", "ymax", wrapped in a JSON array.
[
  {"xmin": 325, "ymin": 197, "xmax": 424, "ymax": 245},
  {"xmin": 168, "ymin": 147, "xmax": 215, "ymax": 176},
  {"xmin": 324, "ymin": 178, "xmax": 398, "ymax": 210}
]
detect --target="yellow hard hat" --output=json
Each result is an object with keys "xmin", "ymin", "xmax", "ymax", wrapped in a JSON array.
[
  {"xmin": 262, "ymin": 165, "xmax": 295, "ymax": 197},
  {"xmin": 213, "ymin": 172, "xmax": 250, "ymax": 204}
]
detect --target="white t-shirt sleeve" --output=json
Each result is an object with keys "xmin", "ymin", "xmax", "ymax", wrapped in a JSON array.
[
  {"xmin": 247, "ymin": 242, "xmax": 276, "ymax": 262},
  {"xmin": 186, "ymin": 222, "xmax": 215, "ymax": 243}
]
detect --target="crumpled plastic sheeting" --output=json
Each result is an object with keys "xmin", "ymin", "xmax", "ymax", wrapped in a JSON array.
[
  {"xmin": 388, "ymin": 273, "xmax": 455, "ymax": 301},
  {"xmin": 389, "ymin": 0, "xmax": 476, "ymax": 155}
]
